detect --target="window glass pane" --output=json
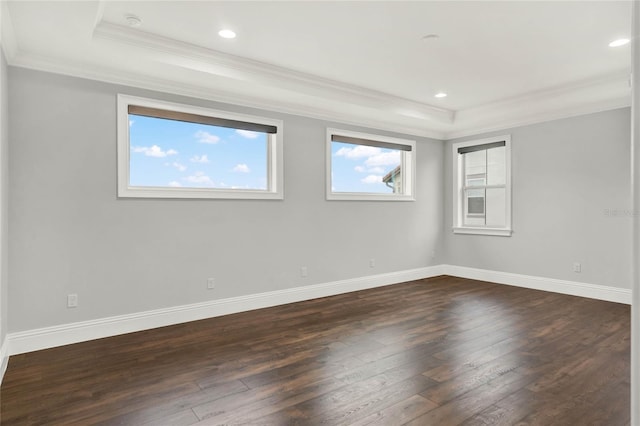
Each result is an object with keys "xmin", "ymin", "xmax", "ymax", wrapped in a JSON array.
[
  {"xmin": 465, "ymin": 188, "xmax": 485, "ymax": 214},
  {"xmin": 468, "ymin": 196, "xmax": 485, "ymax": 214},
  {"xmin": 464, "ymin": 188, "xmax": 485, "ymax": 226},
  {"xmin": 464, "ymin": 150, "xmax": 486, "ymax": 185},
  {"xmin": 129, "ymin": 114, "xmax": 268, "ymax": 190},
  {"xmin": 487, "ymin": 146, "xmax": 506, "ymax": 186},
  {"xmin": 486, "ymin": 187, "xmax": 506, "ymax": 227},
  {"xmin": 331, "ymin": 141, "xmax": 402, "ymax": 194}
]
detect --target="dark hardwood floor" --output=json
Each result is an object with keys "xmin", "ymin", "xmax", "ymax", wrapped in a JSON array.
[{"xmin": 0, "ymin": 276, "xmax": 630, "ymax": 425}]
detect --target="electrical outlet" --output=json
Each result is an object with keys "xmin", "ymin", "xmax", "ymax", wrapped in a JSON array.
[
  {"xmin": 300, "ymin": 266, "xmax": 308, "ymax": 277},
  {"xmin": 573, "ymin": 262, "xmax": 582, "ymax": 273},
  {"xmin": 207, "ymin": 278, "xmax": 216, "ymax": 289},
  {"xmin": 369, "ymin": 258, "xmax": 376, "ymax": 268},
  {"xmin": 67, "ymin": 293, "xmax": 78, "ymax": 308}
]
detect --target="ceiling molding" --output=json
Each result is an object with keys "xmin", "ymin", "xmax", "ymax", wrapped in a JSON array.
[
  {"xmin": 7, "ymin": 44, "xmax": 630, "ymax": 142},
  {"xmin": 2, "ymin": 8, "xmax": 631, "ymax": 142},
  {"xmin": 93, "ymin": 21, "xmax": 454, "ymax": 126},
  {"xmin": 8, "ymin": 50, "xmax": 447, "ymax": 140},
  {"xmin": 448, "ymin": 97, "xmax": 630, "ymax": 140},
  {"xmin": 447, "ymin": 71, "xmax": 631, "ymax": 139}
]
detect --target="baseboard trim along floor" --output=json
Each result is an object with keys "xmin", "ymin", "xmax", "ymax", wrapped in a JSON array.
[{"xmin": 5, "ymin": 264, "xmax": 630, "ymax": 358}]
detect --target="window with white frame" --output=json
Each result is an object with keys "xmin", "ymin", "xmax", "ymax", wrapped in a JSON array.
[
  {"xmin": 117, "ymin": 94, "xmax": 283, "ymax": 199},
  {"xmin": 327, "ymin": 128, "xmax": 415, "ymax": 201},
  {"xmin": 452, "ymin": 135, "xmax": 512, "ymax": 236}
]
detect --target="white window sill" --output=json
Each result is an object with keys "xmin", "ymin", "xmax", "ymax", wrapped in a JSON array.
[
  {"xmin": 119, "ymin": 186, "xmax": 283, "ymax": 200},
  {"xmin": 327, "ymin": 193, "xmax": 415, "ymax": 202},
  {"xmin": 453, "ymin": 227, "xmax": 512, "ymax": 237}
]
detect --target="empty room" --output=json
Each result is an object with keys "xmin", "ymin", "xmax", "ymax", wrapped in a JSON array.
[{"xmin": 0, "ymin": 1, "xmax": 638, "ymax": 425}]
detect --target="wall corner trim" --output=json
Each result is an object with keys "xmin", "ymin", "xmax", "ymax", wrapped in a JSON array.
[
  {"xmin": 6, "ymin": 265, "xmax": 445, "ymax": 356},
  {"xmin": 442, "ymin": 264, "xmax": 631, "ymax": 305}
]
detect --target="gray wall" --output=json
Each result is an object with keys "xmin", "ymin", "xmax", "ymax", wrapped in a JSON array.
[
  {"xmin": 8, "ymin": 68, "xmax": 444, "ymax": 332},
  {"xmin": 5, "ymin": 66, "xmax": 632, "ymax": 335},
  {"xmin": 444, "ymin": 108, "xmax": 632, "ymax": 289},
  {"xmin": 0, "ymin": 50, "xmax": 7, "ymax": 343}
]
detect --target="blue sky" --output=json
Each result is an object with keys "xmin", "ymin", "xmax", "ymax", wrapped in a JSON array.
[
  {"xmin": 129, "ymin": 115, "xmax": 401, "ymax": 194},
  {"xmin": 331, "ymin": 142, "xmax": 401, "ymax": 193},
  {"xmin": 129, "ymin": 115, "xmax": 268, "ymax": 190}
]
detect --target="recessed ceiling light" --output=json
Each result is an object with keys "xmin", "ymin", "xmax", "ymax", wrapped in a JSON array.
[
  {"xmin": 435, "ymin": 92, "xmax": 448, "ymax": 98},
  {"xmin": 218, "ymin": 29, "xmax": 237, "ymax": 39},
  {"xmin": 124, "ymin": 14, "xmax": 142, "ymax": 28},
  {"xmin": 609, "ymin": 38, "xmax": 630, "ymax": 47}
]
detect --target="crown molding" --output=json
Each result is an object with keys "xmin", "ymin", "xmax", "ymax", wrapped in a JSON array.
[
  {"xmin": 93, "ymin": 21, "xmax": 454, "ymax": 127},
  {"xmin": 446, "ymin": 70, "xmax": 631, "ymax": 139},
  {"xmin": 2, "ymin": 15, "xmax": 631, "ymax": 141},
  {"xmin": 8, "ymin": 44, "xmax": 629, "ymax": 142},
  {"xmin": 447, "ymin": 96, "xmax": 630, "ymax": 140},
  {"xmin": 8, "ymin": 50, "xmax": 448, "ymax": 140}
]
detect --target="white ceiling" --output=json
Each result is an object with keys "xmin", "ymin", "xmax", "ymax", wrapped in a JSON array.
[{"xmin": 1, "ymin": 1, "xmax": 633, "ymax": 139}]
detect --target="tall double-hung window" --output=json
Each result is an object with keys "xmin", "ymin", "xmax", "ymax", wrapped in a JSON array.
[{"xmin": 452, "ymin": 135, "xmax": 512, "ymax": 236}]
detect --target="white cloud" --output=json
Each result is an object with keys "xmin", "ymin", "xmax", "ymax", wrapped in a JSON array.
[
  {"xmin": 236, "ymin": 129, "xmax": 260, "ymax": 139},
  {"xmin": 367, "ymin": 167, "xmax": 386, "ymax": 174},
  {"xmin": 168, "ymin": 181, "xmax": 182, "ymax": 187},
  {"xmin": 129, "ymin": 120, "xmax": 135, "ymax": 127},
  {"xmin": 195, "ymin": 130, "xmax": 221, "ymax": 144},
  {"xmin": 361, "ymin": 175, "xmax": 383, "ymax": 184},
  {"xmin": 183, "ymin": 172, "xmax": 215, "ymax": 187},
  {"xmin": 190, "ymin": 155, "xmax": 209, "ymax": 164},
  {"xmin": 132, "ymin": 145, "xmax": 178, "ymax": 158},
  {"xmin": 354, "ymin": 166, "xmax": 365, "ymax": 173},
  {"xmin": 167, "ymin": 162, "xmax": 186, "ymax": 172},
  {"xmin": 365, "ymin": 151, "xmax": 401, "ymax": 167},
  {"xmin": 233, "ymin": 163, "xmax": 250, "ymax": 173},
  {"xmin": 335, "ymin": 145, "xmax": 381, "ymax": 159}
]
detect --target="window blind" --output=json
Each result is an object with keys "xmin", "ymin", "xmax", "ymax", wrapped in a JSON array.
[
  {"xmin": 128, "ymin": 105, "xmax": 278, "ymax": 134},
  {"xmin": 331, "ymin": 134, "xmax": 412, "ymax": 152},
  {"xmin": 457, "ymin": 141, "xmax": 505, "ymax": 155}
]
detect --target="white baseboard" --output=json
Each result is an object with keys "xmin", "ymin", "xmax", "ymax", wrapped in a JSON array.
[
  {"xmin": 7, "ymin": 266, "xmax": 444, "ymax": 356},
  {"xmin": 5, "ymin": 264, "xmax": 630, "ymax": 357},
  {"xmin": 0, "ymin": 336, "xmax": 8, "ymax": 385},
  {"xmin": 442, "ymin": 264, "xmax": 632, "ymax": 305}
]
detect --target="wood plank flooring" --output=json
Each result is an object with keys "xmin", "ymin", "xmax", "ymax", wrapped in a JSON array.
[{"xmin": 0, "ymin": 276, "xmax": 630, "ymax": 425}]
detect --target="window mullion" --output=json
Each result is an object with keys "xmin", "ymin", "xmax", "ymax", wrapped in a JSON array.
[{"xmin": 462, "ymin": 184, "xmax": 505, "ymax": 191}]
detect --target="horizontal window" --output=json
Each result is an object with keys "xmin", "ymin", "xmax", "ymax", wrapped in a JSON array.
[
  {"xmin": 117, "ymin": 95, "xmax": 283, "ymax": 199},
  {"xmin": 327, "ymin": 129, "xmax": 416, "ymax": 201}
]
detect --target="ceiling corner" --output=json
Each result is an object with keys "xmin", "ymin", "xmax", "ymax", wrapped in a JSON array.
[
  {"xmin": 0, "ymin": 1, "xmax": 18, "ymax": 62},
  {"xmin": 446, "ymin": 71, "xmax": 632, "ymax": 139}
]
